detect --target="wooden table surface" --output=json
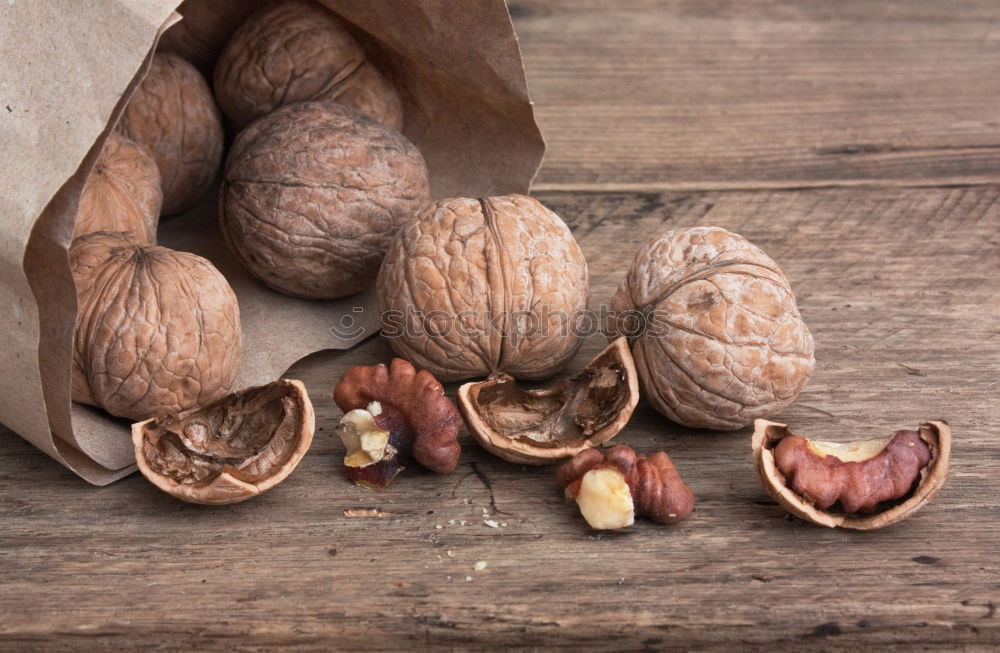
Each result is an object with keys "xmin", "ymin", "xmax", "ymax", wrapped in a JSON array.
[{"xmin": 3, "ymin": 1, "xmax": 999, "ymax": 650}]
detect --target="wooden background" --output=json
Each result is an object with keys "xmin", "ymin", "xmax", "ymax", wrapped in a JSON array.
[{"xmin": 2, "ymin": 1, "xmax": 999, "ymax": 650}]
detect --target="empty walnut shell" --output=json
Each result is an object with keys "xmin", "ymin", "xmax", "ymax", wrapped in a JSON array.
[
  {"xmin": 458, "ymin": 338, "xmax": 638, "ymax": 465},
  {"xmin": 607, "ymin": 226, "xmax": 815, "ymax": 430},
  {"xmin": 74, "ymin": 132, "xmax": 161, "ymax": 244},
  {"xmin": 118, "ymin": 52, "xmax": 224, "ymax": 215},
  {"xmin": 752, "ymin": 419, "xmax": 951, "ymax": 529},
  {"xmin": 219, "ymin": 102, "xmax": 429, "ymax": 300},
  {"xmin": 377, "ymin": 194, "xmax": 590, "ymax": 382},
  {"xmin": 214, "ymin": 0, "xmax": 403, "ymax": 132},
  {"xmin": 71, "ymin": 231, "xmax": 242, "ymax": 421},
  {"xmin": 133, "ymin": 379, "xmax": 314, "ymax": 505}
]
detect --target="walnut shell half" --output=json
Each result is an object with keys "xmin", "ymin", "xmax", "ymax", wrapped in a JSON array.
[
  {"xmin": 133, "ymin": 379, "xmax": 314, "ymax": 505},
  {"xmin": 752, "ymin": 419, "xmax": 951, "ymax": 529},
  {"xmin": 74, "ymin": 132, "xmax": 161, "ymax": 245},
  {"xmin": 458, "ymin": 338, "xmax": 639, "ymax": 465},
  {"xmin": 214, "ymin": 0, "xmax": 403, "ymax": 131},
  {"xmin": 607, "ymin": 226, "xmax": 815, "ymax": 430}
]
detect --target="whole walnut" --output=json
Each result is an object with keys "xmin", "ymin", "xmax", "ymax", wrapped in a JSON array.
[
  {"xmin": 377, "ymin": 194, "xmax": 590, "ymax": 383},
  {"xmin": 214, "ymin": 0, "xmax": 403, "ymax": 132},
  {"xmin": 74, "ymin": 132, "xmax": 161, "ymax": 245},
  {"xmin": 219, "ymin": 102, "xmax": 430, "ymax": 300},
  {"xmin": 606, "ymin": 226, "xmax": 814, "ymax": 430},
  {"xmin": 71, "ymin": 232, "xmax": 242, "ymax": 422},
  {"xmin": 118, "ymin": 52, "xmax": 224, "ymax": 215}
]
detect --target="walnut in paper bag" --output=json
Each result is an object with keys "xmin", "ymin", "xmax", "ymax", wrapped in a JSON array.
[{"xmin": 2, "ymin": 0, "xmax": 543, "ymax": 484}]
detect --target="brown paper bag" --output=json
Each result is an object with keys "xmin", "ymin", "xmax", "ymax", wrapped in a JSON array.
[{"xmin": 0, "ymin": 0, "xmax": 544, "ymax": 484}]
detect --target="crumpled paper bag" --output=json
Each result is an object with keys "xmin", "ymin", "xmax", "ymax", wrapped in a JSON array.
[{"xmin": 0, "ymin": 0, "xmax": 544, "ymax": 484}]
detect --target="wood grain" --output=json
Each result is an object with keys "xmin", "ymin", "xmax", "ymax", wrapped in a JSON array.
[
  {"xmin": 4, "ymin": 1, "xmax": 1000, "ymax": 649},
  {"xmin": 1, "ymin": 186, "xmax": 998, "ymax": 650},
  {"xmin": 513, "ymin": 0, "xmax": 1000, "ymax": 190}
]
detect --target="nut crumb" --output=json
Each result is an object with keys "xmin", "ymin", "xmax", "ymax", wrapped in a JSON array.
[
  {"xmin": 344, "ymin": 508, "xmax": 394, "ymax": 518},
  {"xmin": 465, "ymin": 576, "xmax": 473, "ymax": 582},
  {"xmin": 474, "ymin": 561, "xmax": 488, "ymax": 571},
  {"xmin": 483, "ymin": 519, "xmax": 500, "ymax": 528},
  {"xmin": 434, "ymin": 524, "xmax": 443, "ymax": 529},
  {"xmin": 448, "ymin": 519, "xmax": 455, "ymax": 525},
  {"xmin": 446, "ymin": 550, "xmax": 455, "ymax": 558}
]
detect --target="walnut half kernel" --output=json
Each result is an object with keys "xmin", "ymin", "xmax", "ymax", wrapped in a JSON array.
[
  {"xmin": 752, "ymin": 419, "xmax": 951, "ymax": 529},
  {"xmin": 333, "ymin": 358, "xmax": 462, "ymax": 489},
  {"xmin": 557, "ymin": 445, "xmax": 695, "ymax": 530}
]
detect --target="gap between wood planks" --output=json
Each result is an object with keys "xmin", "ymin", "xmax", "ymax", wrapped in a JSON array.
[{"xmin": 532, "ymin": 176, "xmax": 1000, "ymax": 194}]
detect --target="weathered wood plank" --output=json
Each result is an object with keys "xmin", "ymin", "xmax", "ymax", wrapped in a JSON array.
[
  {"xmin": 512, "ymin": 0, "xmax": 1000, "ymax": 189},
  {"xmin": 1, "ymin": 186, "xmax": 998, "ymax": 650}
]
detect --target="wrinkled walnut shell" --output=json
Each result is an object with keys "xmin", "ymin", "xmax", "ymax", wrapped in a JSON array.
[
  {"xmin": 133, "ymin": 379, "xmax": 314, "ymax": 505},
  {"xmin": 557, "ymin": 445, "xmax": 695, "ymax": 527},
  {"xmin": 458, "ymin": 338, "xmax": 638, "ymax": 465},
  {"xmin": 219, "ymin": 102, "xmax": 429, "ymax": 300},
  {"xmin": 752, "ymin": 419, "xmax": 951, "ymax": 529},
  {"xmin": 214, "ymin": 0, "xmax": 403, "ymax": 131},
  {"xmin": 71, "ymin": 231, "xmax": 242, "ymax": 421},
  {"xmin": 334, "ymin": 358, "xmax": 462, "ymax": 488},
  {"xmin": 607, "ymin": 227, "xmax": 815, "ymax": 430},
  {"xmin": 74, "ymin": 132, "xmax": 161, "ymax": 244},
  {"xmin": 118, "ymin": 52, "xmax": 224, "ymax": 215},
  {"xmin": 377, "ymin": 194, "xmax": 590, "ymax": 382}
]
